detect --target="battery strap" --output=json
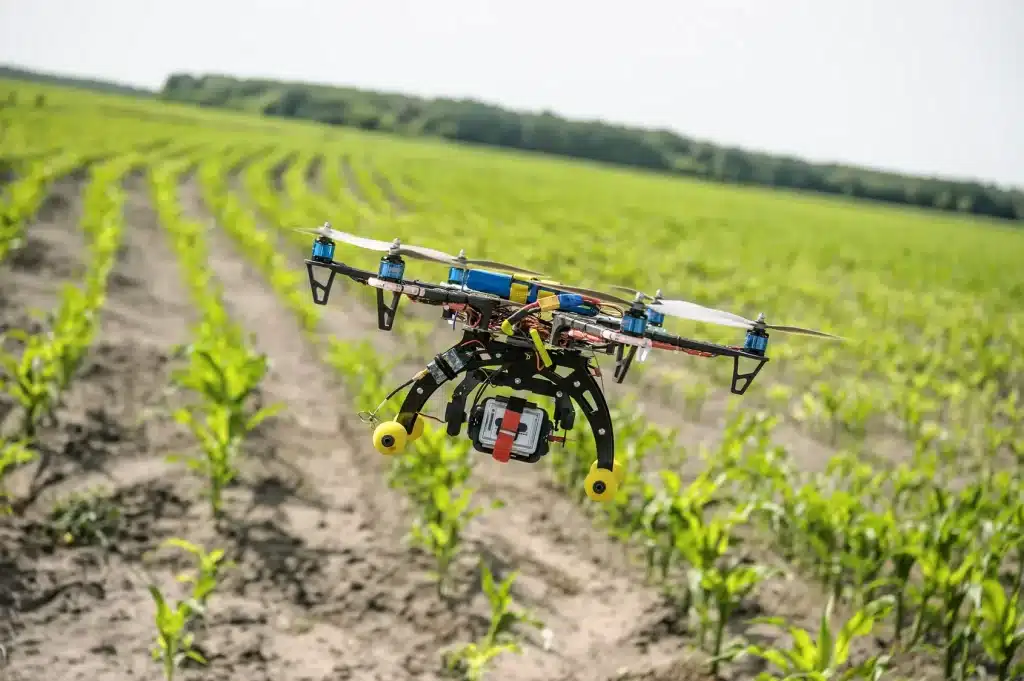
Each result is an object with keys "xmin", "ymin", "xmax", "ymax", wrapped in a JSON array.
[{"xmin": 492, "ymin": 396, "xmax": 526, "ymax": 463}]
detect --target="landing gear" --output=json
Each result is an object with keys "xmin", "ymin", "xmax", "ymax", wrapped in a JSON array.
[{"xmin": 374, "ymin": 330, "xmax": 623, "ymax": 502}]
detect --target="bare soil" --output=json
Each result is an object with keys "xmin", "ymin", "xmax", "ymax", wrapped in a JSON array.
[{"xmin": 0, "ymin": 176, "xmax": 931, "ymax": 681}]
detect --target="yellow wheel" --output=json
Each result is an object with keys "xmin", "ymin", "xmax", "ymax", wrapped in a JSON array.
[
  {"xmin": 372, "ymin": 421, "xmax": 407, "ymax": 456},
  {"xmin": 584, "ymin": 466, "xmax": 619, "ymax": 502},
  {"xmin": 407, "ymin": 414, "xmax": 425, "ymax": 441},
  {"xmin": 590, "ymin": 459, "xmax": 626, "ymax": 486}
]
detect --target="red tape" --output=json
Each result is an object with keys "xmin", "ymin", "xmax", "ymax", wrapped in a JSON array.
[{"xmin": 491, "ymin": 407, "xmax": 522, "ymax": 463}]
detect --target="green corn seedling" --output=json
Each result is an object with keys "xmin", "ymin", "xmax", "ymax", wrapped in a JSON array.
[
  {"xmin": 0, "ymin": 328, "xmax": 62, "ymax": 439},
  {"xmin": 170, "ymin": 341, "xmax": 282, "ymax": 522},
  {"xmin": 740, "ymin": 593, "xmax": 894, "ymax": 681},
  {"xmin": 444, "ymin": 562, "xmax": 543, "ymax": 680},
  {"xmin": 968, "ymin": 579, "xmax": 1024, "ymax": 681},
  {"xmin": 389, "ymin": 428, "xmax": 495, "ymax": 596},
  {"xmin": 147, "ymin": 538, "xmax": 230, "ymax": 681}
]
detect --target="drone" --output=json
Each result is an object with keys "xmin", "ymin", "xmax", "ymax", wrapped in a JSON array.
[{"xmin": 300, "ymin": 222, "xmax": 842, "ymax": 502}]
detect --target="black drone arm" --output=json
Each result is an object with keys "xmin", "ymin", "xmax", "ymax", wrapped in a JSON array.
[
  {"xmin": 550, "ymin": 313, "xmax": 769, "ymax": 394},
  {"xmin": 305, "ymin": 259, "xmax": 371, "ymax": 304},
  {"xmin": 306, "ymin": 258, "xmax": 513, "ymax": 330},
  {"xmin": 392, "ymin": 332, "xmax": 615, "ymax": 469},
  {"xmin": 647, "ymin": 328, "xmax": 770, "ymax": 394}
]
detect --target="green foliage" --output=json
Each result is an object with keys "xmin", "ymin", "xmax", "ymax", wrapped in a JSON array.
[
  {"xmin": 388, "ymin": 427, "xmax": 495, "ymax": 596},
  {"xmin": 443, "ymin": 562, "xmax": 543, "ymax": 680},
  {"xmin": 740, "ymin": 594, "xmax": 894, "ymax": 680},
  {"xmin": 168, "ymin": 331, "xmax": 281, "ymax": 521},
  {"xmin": 146, "ymin": 538, "xmax": 231, "ymax": 681},
  {"xmin": 46, "ymin": 489, "xmax": 122, "ymax": 547},
  {"xmin": 149, "ymin": 159, "xmax": 282, "ymax": 522}
]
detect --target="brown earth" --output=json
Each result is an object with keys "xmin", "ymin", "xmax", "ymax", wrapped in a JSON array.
[{"xmin": 0, "ymin": 175, "xmax": 934, "ymax": 681}]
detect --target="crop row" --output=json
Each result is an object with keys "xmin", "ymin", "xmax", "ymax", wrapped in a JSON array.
[
  {"xmin": 155, "ymin": 142, "xmax": 545, "ymax": 678},
  {"xmin": 0, "ymin": 152, "xmax": 138, "ymax": 506}
]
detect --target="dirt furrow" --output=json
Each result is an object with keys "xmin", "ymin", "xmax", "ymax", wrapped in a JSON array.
[
  {"xmin": 0, "ymin": 175, "xmax": 88, "ymax": 333},
  {"xmin": 177, "ymin": 177, "xmax": 483, "ymax": 680}
]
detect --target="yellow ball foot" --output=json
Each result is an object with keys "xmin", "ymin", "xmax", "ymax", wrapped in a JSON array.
[
  {"xmin": 372, "ymin": 420, "xmax": 408, "ymax": 455},
  {"xmin": 584, "ymin": 464, "xmax": 620, "ymax": 502}
]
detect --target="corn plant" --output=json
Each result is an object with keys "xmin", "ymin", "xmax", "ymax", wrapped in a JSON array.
[
  {"xmin": 674, "ymin": 500, "xmax": 770, "ymax": 670},
  {"xmin": 443, "ymin": 561, "xmax": 543, "ymax": 680},
  {"xmin": 147, "ymin": 538, "xmax": 230, "ymax": 681},
  {"xmin": 169, "ymin": 336, "xmax": 281, "ymax": 522},
  {"xmin": 388, "ymin": 427, "xmax": 496, "ymax": 596},
  {"xmin": 964, "ymin": 579, "xmax": 1024, "ymax": 681},
  {"xmin": 151, "ymin": 161, "xmax": 282, "ymax": 522},
  {"xmin": 738, "ymin": 594, "xmax": 894, "ymax": 681},
  {"xmin": 0, "ymin": 327, "xmax": 63, "ymax": 439}
]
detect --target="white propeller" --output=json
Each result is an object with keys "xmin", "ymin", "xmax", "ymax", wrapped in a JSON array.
[{"xmin": 297, "ymin": 222, "xmax": 546, "ymax": 276}]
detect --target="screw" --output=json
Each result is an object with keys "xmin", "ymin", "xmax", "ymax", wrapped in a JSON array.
[
  {"xmin": 416, "ymin": 387, "xmax": 424, "ymax": 394},
  {"xmin": 556, "ymin": 391, "xmax": 564, "ymax": 398},
  {"xmin": 598, "ymin": 428, "xmax": 606, "ymax": 435},
  {"xmin": 573, "ymin": 380, "xmax": 581, "ymax": 388},
  {"xmin": 514, "ymin": 378, "xmax": 522, "ymax": 385}
]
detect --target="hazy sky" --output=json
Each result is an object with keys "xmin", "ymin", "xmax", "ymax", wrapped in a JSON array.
[{"xmin": 2, "ymin": 0, "xmax": 1021, "ymax": 187}]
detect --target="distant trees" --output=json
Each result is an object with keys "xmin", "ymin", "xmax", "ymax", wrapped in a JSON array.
[{"xmin": 160, "ymin": 73, "xmax": 1023, "ymax": 223}]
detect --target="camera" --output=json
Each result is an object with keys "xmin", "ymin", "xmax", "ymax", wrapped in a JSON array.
[{"xmin": 467, "ymin": 396, "xmax": 552, "ymax": 462}]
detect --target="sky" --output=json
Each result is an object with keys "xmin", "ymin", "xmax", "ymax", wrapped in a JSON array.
[{"xmin": 2, "ymin": 0, "xmax": 1022, "ymax": 188}]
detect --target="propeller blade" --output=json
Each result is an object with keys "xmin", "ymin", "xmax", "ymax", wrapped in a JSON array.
[
  {"xmin": 609, "ymin": 284, "xmax": 650, "ymax": 300},
  {"xmin": 648, "ymin": 300, "xmax": 753, "ymax": 329},
  {"xmin": 463, "ymin": 259, "xmax": 546, "ymax": 276},
  {"xmin": 298, "ymin": 225, "xmax": 545, "ymax": 275},
  {"xmin": 765, "ymin": 324, "xmax": 845, "ymax": 340},
  {"xmin": 296, "ymin": 225, "xmax": 395, "ymax": 252},
  {"xmin": 400, "ymin": 243, "xmax": 463, "ymax": 263},
  {"xmin": 611, "ymin": 284, "xmax": 752, "ymax": 323}
]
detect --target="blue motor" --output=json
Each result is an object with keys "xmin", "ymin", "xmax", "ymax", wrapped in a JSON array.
[
  {"xmin": 378, "ymin": 254, "xmax": 406, "ymax": 281},
  {"xmin": 448, "ymin": 266, "xmax": 467, "ymax": 285},
  {"xmin": 645, "ymin": 307, "xmax": 665, "ymax": 327},
  {"xmin": 743, "ymin": 328, "xmax": 769, "ymax": 356},
  {"xmin": 311, "ymin": 236, "xmax": 335, "ymax": 263},
  {"xmin": 620, "ymin": 307, "xmax": 648, "ymax": 336}
]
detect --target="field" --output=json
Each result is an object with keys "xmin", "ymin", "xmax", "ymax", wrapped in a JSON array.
[{"xmin": 1, "ymin": 80, "xmax": 1022, "ymax": 681}]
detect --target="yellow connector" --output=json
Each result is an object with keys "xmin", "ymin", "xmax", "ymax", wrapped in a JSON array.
[
  {"xmin": 501, "ymin": 319, "xmax": 514, "ymax": 336},
  {"xmin": 529, "ymin": 328, "xmax": 553, "ymax": 367},
  {"xmin": 538, "ymin": 295, "xmax": 561, "ymax": 312}
]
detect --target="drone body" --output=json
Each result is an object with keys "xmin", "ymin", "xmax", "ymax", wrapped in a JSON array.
[{"xmin": 302, "ymin": 224, "xmax": 841, "ymax": 502}]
